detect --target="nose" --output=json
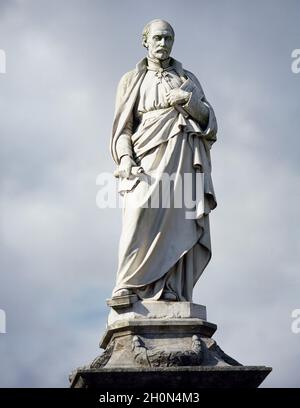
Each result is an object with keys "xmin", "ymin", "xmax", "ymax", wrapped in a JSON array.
[{"xmin": 160, "ymin": 38, "xmax": 166, "ymax": 47}]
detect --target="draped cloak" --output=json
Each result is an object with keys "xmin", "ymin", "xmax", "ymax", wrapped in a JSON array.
[{"xmin": 110, "ymin": 57, "xmax": 218, "ymax": 301}]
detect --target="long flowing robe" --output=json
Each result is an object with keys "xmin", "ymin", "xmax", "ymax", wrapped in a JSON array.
[{"xmin": 110, "ymin": 57, "xmax": 217, "ymax": 301}]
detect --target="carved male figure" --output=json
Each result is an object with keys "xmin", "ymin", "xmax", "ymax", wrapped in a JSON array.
[{"xmin": 110, "ymin": 19, "xmax": 217, "ymax": 301}]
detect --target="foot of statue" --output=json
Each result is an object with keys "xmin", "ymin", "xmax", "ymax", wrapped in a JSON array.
[
  {"xmin": 112, "ymin": 288, "xmax": 133, "ymax": 298},
  {"xmin": 161, "ymin": 291, "xmax": 177, "ymax": 301}
]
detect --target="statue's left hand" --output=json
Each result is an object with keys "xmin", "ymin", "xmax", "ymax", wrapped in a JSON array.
[
  {"xmin": 166, "ymin": 88, "xmax": 191, "ymax": 106},
  {"xmin": 118, "ymin": 155, "xmax": 137, "ymax": 179}
]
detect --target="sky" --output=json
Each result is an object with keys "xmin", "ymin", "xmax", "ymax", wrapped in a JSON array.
[{"xmin": 0, "ymin": 0, "xmax": 299, "ymax": 387}]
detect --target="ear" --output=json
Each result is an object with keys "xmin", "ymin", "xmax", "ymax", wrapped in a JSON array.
[{"xmin": 142, "ymin": 38, "xmax": 148, "ymax": 49}]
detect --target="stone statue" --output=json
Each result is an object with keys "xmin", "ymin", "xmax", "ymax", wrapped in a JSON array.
[
  {"xmin": 110, "ymin": 19, "xmax": 218, "ymax": 302},
  {"xmin": 70, "ymin": 19, "xmax": 272, "ymax": 389}
]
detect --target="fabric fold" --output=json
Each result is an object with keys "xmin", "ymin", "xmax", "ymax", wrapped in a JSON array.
[{"xmin": 110, "ymin": 57, "xmax": 217, "ymax": 301}]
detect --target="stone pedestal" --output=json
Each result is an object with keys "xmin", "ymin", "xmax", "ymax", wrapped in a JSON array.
[
  {"xmin": 70, "ymin": 366, "xmax": 271, "ymax": 390},
  {"xmin": 69, "ymin": 299, "xmax": 271, "ymax": 389}
]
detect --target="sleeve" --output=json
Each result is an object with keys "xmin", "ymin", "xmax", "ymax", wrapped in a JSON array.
[
  {"xmin": 183, "ymin": 89, "xmax": 210, "ymax": 129},
  {"xmin": 179, "ymin": 77, "xmax": 209, "ymax": 129},
  {"xmin": 115, "ymin": 112, "xmax": 133, "ymax": 161},
  {"xmin": 182, "ymin": 71, "xmax": 218, "ymax": 149},
  {"xmin": 111, "ymin": 71, "xmax": 135, "ymax": 164}
]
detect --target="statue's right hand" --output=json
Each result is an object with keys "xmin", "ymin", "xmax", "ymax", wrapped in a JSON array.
[{"xmin": 118, "ymin": 155, "xmax": 137, "ymax": 178}]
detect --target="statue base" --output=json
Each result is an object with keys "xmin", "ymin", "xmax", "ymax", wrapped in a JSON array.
[
  {"xmin": 69, "ymin": 300, "xmax": 271, "ymax": 389},
  {"xmin": 70, "ymin": 366, "xmax": 271, "ymax": 389}
]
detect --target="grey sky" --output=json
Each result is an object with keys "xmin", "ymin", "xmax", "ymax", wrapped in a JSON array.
[{"xmin": 0, "ymin": 0, "xmax": 299, "ymax": 387}]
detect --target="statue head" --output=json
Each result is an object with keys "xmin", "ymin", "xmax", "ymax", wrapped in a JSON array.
[{"xmin": 142, "ymin": 19, "xmax": 175, "ymax": 61}]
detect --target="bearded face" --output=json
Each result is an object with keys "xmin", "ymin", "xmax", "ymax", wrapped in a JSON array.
[{"xmin": 144, "ymin": 21, "xmax": 174, "ymax": 61}]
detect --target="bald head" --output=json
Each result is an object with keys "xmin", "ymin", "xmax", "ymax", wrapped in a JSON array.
[
  {"xmin": 142, "ymin": 19, "xmax": 175, "ymax": 46},
  {"xmin": 142, "ymin": 19, "xmax": 175, "ymax": 61}
]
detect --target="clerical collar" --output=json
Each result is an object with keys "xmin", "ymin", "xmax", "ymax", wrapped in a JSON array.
[
  {"xmin": 146, "ymin": 57, "xmax": 172, "ymax": 71},
  {"xmin": 135, "ymin": 57, "xmax": 185, "ymax": 79}
]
